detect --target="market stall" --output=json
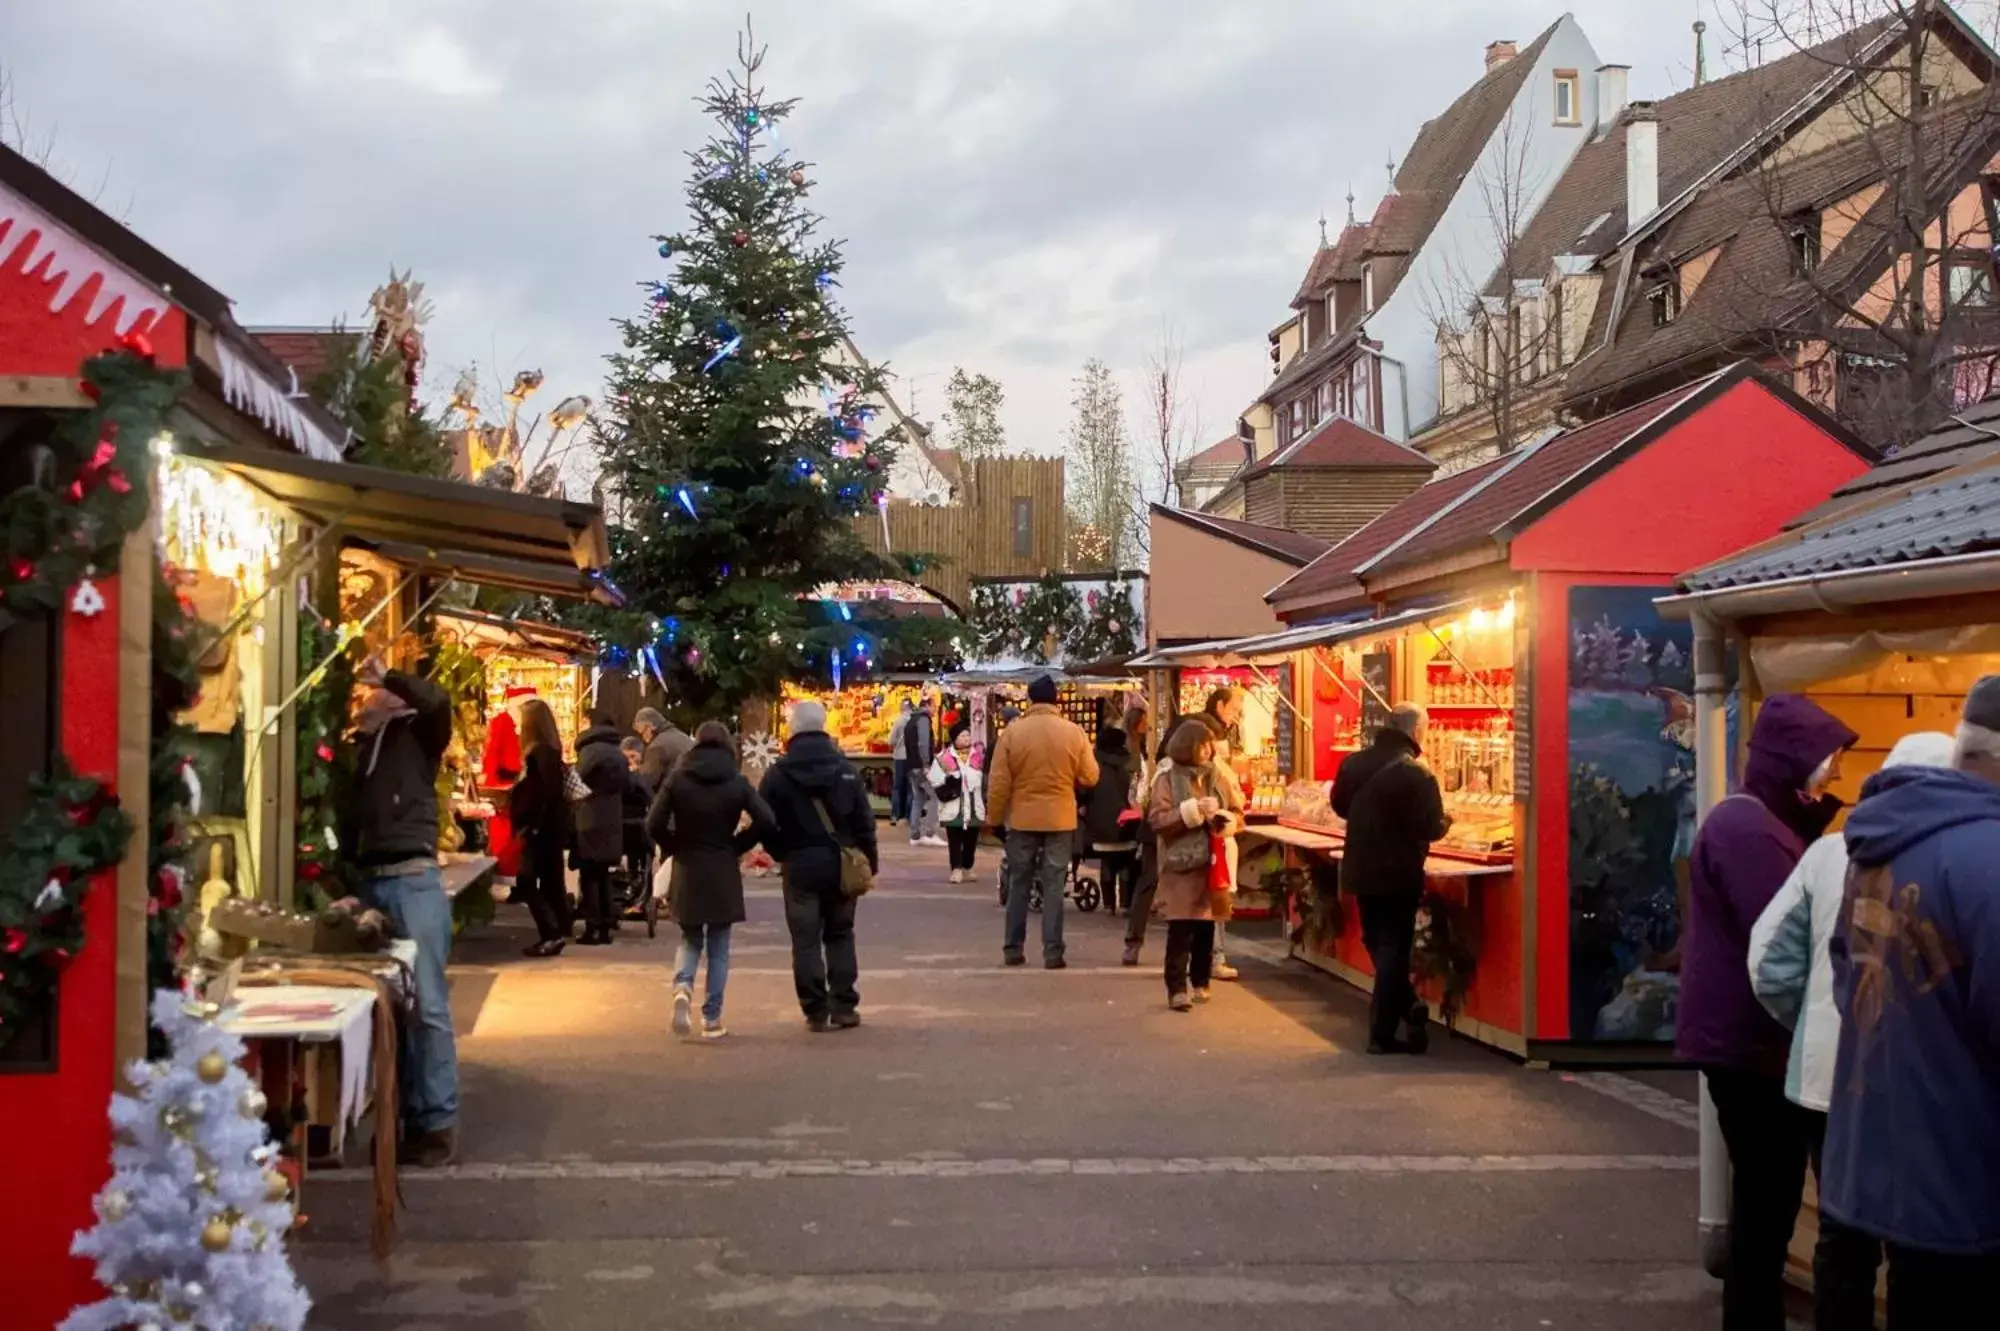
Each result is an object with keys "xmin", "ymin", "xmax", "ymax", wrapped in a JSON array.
[
  {"xmin": 1662, "ymin": 421, "xmax": 2000, "ymax": 1286},
  {"xmin": 777, "ymin": 677, "xmax": 941, "ymax": 812},
  {"xmin": 1166, "ymin": 366, "xmax": 1876, "ymax": 1058}
]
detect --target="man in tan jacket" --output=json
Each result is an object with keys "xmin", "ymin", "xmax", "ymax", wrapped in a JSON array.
[{"xmin": 988, "ymin": 675, "xmax": 1100, "ymax": 968}]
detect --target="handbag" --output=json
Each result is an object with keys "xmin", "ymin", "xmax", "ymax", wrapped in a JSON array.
[
  {"xmin": 563, "ymin": 763, "xmax": 590, "ymax": 802},
  {"xmin": 811, "ymin": 797, "xmax": 875, "ymax": 898},
  {"xmin": 1159, "ymin": 765, "xmax": 1214, "ymax": 873}
]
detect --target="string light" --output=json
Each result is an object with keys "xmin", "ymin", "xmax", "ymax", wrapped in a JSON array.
[{"xmin": 158, "ymin": 455, "xmax": 287, "ymax": 598}]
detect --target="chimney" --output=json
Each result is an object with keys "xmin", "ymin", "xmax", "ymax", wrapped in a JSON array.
[
  {"xmin": 1625, "ymin": 101, "xmax": 1659, "ymax": 227},
  {"xmin": 1485, "ymin": 40, "xmax": 1518, "ymax": 73},
  {"xmin": 1595, "ymin": 65, "xmax": 1630, "ymax": 140}
]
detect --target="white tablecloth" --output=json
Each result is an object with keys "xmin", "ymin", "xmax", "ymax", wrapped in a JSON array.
[{"xmin": 221, "ymin": 985, "xmax": 377, "ymax": 1131}]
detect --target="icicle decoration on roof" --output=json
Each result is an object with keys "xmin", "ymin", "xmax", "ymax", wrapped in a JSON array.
[{"xmin": 214, "ymin": 338, "xmax": 345, "ymax": 461}]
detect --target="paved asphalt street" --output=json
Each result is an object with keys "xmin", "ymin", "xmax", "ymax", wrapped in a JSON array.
[{"xmin": 293, "ymin": 839, "xmax": 1727, "ymax": 1329}]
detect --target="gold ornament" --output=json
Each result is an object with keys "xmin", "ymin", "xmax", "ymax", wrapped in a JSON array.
[
  {"xmin": 263, "ymin": 1170, "xmax": 289, "ymax": 1203},
  {"xmin": 99, "ymin": 1190, "xmax": 132, "ymax": 1221},
  {"xmin": 196, "ymin": 1051, "xmax": 229, "ymax": 1084},
  {"xmin": 200, "ymin": 1217, "xmax": 233, "ymax": 1252},
  {"xmin": 241, "ymin": 1087, "xmax": 268, "ymax": 1119}
]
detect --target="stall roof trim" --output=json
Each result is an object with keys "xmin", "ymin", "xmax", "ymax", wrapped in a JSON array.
[
  {"xmin": 1679, "ymin": 452, "xmax": 2000, "ymax": 591},
  {"xmin": 1136, "ymin": 601, "xmax": 1470, "ymax": 666},
  {"xmin": 181, "ymin": 440, "xmax": 619, "ymax": 604}
]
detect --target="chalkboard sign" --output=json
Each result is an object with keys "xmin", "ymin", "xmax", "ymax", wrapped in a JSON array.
[
  {"xmin": 1511, "ymin": 642, "xmax": 1532, "ymax": 797},
  {"xmin": 1360, "ymin": 651, "xmax": 1392, "ymax": 741},
  {"xmin": 1273, "ymin": 662, "xmax": 1296, "ymax": 775}
]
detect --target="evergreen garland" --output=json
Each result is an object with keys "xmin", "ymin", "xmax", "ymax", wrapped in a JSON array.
[{"xmin": 291, "ymin": 607, "xmax": 357, "ymax": 911}]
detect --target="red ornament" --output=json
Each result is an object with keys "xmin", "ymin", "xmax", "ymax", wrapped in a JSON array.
[
  {"xmin": 8, "ymin": 557, "xmax": 33, "ymax": 582},
  {"xmin": 119, "ymin": 329, "xmax": 156, "ymax": 361},
  {"xmin": 78, "ymin": 379, "xmax": 101, "ymax": 402},
  {"xmin": 106, "ymin": 469, "xmax": 131, "ymax": 494},
  {"xmin": 2, "ymin": 929, "xmax": 23, "ymax": 955},
  {"xmin": 731, "ymin": 230, "xmax": 750, "ymax": 247},
  {"xmin": 864, "ymin": 455, "xmax": 882, "ymax": 472},
  {"xmin": 65, "ymin": 480, "xmax": 85, "ymax": 503},
  {"xmin": 86, "ymin": 437, "xmax": 118, "ymax": 475},
  {"xmin": 299, "ymin": 861, "xmax": 324, "ymax": 882},
  {"xmin": 316, "ymin": 742, "xmax": 335, "ymax": 762}
]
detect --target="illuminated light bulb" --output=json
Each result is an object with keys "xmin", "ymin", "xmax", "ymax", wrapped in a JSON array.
[
  {"xmin": 1498, "ymin": 599, "xmax": 1517, "ymax": 629},
  {"xmin": 1468, "ymin": 607, "xmax": 1491, "ymax": 633},
  {"xmin": 151, "ymin": 432, "xmax": 175, "ymax": 457}
]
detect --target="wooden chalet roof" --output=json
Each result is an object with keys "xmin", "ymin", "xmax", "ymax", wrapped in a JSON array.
[
  {"xmin": 1241, "ymin": 416, "xmax": 1435, "ymax": 479},
  {"xmin": 1150, "ymin": 505, "xmax": 1331, "ymax": 566}
]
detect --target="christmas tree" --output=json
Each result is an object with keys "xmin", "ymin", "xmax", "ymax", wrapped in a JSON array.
[
  {"xmin": 591, "ymin": 23, "xmax": 947, "ymax": 715},
  {"xmin": 65, "ymin": 988, "xmax": 310, "ymax": 1331}
]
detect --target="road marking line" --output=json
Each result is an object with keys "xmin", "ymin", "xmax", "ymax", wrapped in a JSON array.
[
  {"xmin": 311, "ymin": 1151, "xmax": 1694, "ymax": 1184},
  {"xmin": 1565, "ymin": 1073, "xmax": 1702, "ymax": 1131}
]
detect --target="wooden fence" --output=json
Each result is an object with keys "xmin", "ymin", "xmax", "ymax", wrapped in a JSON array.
[{"xmin": 854, "ymin": 455, "xmax": 1065, "ymax": 610}]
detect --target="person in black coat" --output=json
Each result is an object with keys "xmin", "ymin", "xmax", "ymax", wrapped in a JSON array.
[
  {"xmin": 648, "ymin": 722, "xmax": 776, "ymax": 1038},
  {"xmin": 1331, "ymin": 704, "xmax": 1451, "ymax": 1055},
  {"xmin": 510, "ymin": 698, "xmax": 574, "ymax": 957},
  {"xmin": 572, "ymin": 716, "xmax": 631, "ymax": 947},
  {"xmin": 759, "ymin": 701, "xmax": 878, "ymax": 1032},
  {"xmin": 1080, "ymin": 726, "xmax": 1139, "ymax": 914}
]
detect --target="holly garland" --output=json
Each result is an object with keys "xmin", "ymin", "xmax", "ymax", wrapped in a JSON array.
[
  {"xmin": 0, "ymin": 763, "xmax": 135, "ymax": 1030},
  {"xmin": 148, "ymin": 565, "xmax": 203, "ymax": 1046},
  {"xmin": 292, "ymin": 605, "xmax": 357, "ymax": 911},
  {"xmin": 0, "ymin": 341, "xmax": 190, "ymax": 1038},
  {"xmin": 1, "ymin": 342, "xmax": 183, "ymax": 632}
]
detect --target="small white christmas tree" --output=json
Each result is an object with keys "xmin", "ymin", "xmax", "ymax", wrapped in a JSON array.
[{"xmin": 64, "ymin": 988, "xmax": 310, "ymax": 1331}]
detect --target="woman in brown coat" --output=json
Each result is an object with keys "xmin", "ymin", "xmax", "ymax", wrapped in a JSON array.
[{"xmin": 1147, "ymin": 719, "xmax": 1241, "ymax": 1010}]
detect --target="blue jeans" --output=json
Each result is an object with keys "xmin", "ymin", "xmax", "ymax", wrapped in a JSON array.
[
  {"xmin": 890, "ymin": 758, "xmax": 910, "ymax": 821},
  {"xmin": 363, "ymin": 864, "xmax": 459, "ymax": 1134},
  {"xmin": 674, "ymin": 923, "xmax": 733, "ymax": 1023},
  {"xmin": 1003, "ymin": 828, "xmax": 1070, "ymax": 962}
]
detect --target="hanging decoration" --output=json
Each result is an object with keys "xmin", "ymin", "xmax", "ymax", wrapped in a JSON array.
[{"xmin": 0, "ymin": 762, "xmax": 134, "ymax": 1033}]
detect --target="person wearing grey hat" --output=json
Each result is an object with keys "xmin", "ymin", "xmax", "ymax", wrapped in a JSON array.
[
  {"xmin": 1819, "ymin": 676, "xmax": 2000, "ymax": 1324},
  {"xmin": 634, "ymin": 706, "xmax": 693, "ymax": 786}
]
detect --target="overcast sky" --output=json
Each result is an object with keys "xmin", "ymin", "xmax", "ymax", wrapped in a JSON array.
[{"xmin": 7, "ymin": 1, "xmax": 1988, "ymax": 479}]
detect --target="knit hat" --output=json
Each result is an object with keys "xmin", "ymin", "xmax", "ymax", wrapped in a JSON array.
[
  {"xmin": 1965, "ymin": 675, "xmax": 2000, "ymax": 732},
  {"xmin": 790, "ymin": 700, "xmax": 828, "ymax": 733},
  {"xmin": 1028, "ymin": 674, "xmax": 1058, "ymax": 704}
]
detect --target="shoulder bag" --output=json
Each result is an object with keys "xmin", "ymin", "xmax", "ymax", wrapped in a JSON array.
[
  {"xmin": 1159, "ymin": 766, "xmax": 1214, "ymax": 874},
  {"xmin": 812, "ymin": 797, "xmax": 875, "ymax": 898}
]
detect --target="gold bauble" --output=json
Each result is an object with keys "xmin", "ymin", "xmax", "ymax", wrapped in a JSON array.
[
  {"xmin": 241, "ymin": 1087, "xmax": 269, "ymax": 1119},
  {"xmin": 99, "ymin": 1189, "xmax": 132, "ymax": 1221},
  {"xmin": 196, "ymin": 1051, "xmax": 228, "ymax": 1084},
  {"xmin": 200, "ymin": 1216, "xmax": 233, "ymax": 1253},
  {"xmin": 263, "ymin": 1170, "xmax": 289, "ymax": 1203}
]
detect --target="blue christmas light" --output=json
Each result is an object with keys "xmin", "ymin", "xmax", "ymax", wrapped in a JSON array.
[
  {"xmin": 815, "ymin": 270, "xmax": 834, "ymax": 291},
  {"xmin": 703, "ymin": 330, "xmax": 743, "ymax": 373},
  {"xmin": 837, "ymin": 602, "xmax": 852, "ymax": 621},
  {"xmin": 676, "ymin": 486, "xmax": 698, "ymax": 518}
]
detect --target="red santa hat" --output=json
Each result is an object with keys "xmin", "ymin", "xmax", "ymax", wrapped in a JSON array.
[{"xmin": 502, "ymin": 685, "xmax": 537, "ymax": 701}]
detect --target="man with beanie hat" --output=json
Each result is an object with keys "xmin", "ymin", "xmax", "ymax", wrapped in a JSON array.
[
  {"xmin": 761, "ymin": 699, "xmax": 877, "ymax": 1031},
  {"xmin": 986, "ymin": 674, "xmax": 1098, "ymax": 968},
  {"xmin": 1820, "ymin": 677, "xmax": 2000, "ymax": 1325},
  {"xmin": 635, "ymin": 706, "xmax": 694, "ymax": 786}
]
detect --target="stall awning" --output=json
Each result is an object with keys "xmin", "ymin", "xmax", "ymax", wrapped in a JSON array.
[
  {"xmin": 1134, "ymin": 601, "xmax": 1470, "ymax": 667},
  {"xmin": 178, "ymin": 439, "xmax": 620, "ymax": 605}
]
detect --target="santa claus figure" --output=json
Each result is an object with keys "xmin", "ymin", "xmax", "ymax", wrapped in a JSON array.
[{"xmin": 484, "ymin": 685, "xmax": 536, "ymax": 876}]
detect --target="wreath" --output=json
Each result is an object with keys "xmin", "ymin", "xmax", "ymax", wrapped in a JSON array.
[{"xmin": 0, "ymin": 340, "xmax": 189, "ymax": 1036}]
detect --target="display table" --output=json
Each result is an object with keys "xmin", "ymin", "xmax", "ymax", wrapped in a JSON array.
[
  {"xmin": 442, "ymin": 852, "xmax": 499, "ymax": 932},
  {"xmin": 222, "ymin": 985, "xmax": 379, "ymax": 1156}
]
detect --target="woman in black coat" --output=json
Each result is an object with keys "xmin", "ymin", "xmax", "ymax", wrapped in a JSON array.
[
  {"xmin": 510, "ymin": 699, "xmax": 573, "ymax": 957},
  {"xmin": 647, "ymin": 721, "xmax": 777, "ymax": 1039},
  {"xmin": 572, "ymin": 717, "xmax": 632, "ymax": 946},
  {"xmin": 1080, "ymin": 725, "xmax": 1139, "ymax": 914}
]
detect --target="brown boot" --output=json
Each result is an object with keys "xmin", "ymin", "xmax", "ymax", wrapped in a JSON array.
[{"xmin": 397, "ymin": 1126, "xmax": 458, "ymax": 1169}]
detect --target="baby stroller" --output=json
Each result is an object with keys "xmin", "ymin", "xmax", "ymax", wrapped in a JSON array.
[
  {"xmin": 996, "ymin": 834, "xmax": 1103, "ymax": 914},
  {"xmin": 614, "ymin": 808, "xmax": 659, "ymax": 938}
]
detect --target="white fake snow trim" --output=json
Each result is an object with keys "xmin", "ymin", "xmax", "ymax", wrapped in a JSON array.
[
  {"xmin": 0, "ymin": 178, "xmax": 171, "ymax": 335},
  {"xmin": 216, "ymin": 336, "xmax": 344, "ymax": 461}
]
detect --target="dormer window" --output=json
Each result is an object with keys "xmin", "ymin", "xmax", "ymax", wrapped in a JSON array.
[
  {"xmin": 1326, "ymin": 293, "xmax": 1338, "ymax": 335},
  {"xmin": 1554, "ymin": 70, "xmax": 1581, "ymax": 126},
  {"xmin": 1789, "ymin": 213, "xmax": 1822, "ymax": 276},
  {"xmin": 1648, "ymin": 279, "xmax": 1681, "ymax": 327},
  {"xmin": 1362, "ymin": 263, "xmax": 1376, "ymax": 312}
]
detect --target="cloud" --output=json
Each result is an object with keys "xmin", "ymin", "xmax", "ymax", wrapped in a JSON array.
[{"xmin": 8, "ymin": 0, "xmax": 1949, "ymax": 489}]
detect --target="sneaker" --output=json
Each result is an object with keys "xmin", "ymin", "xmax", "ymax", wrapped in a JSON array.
[
  {"xmin": 1003, "ymin": 952, "xmax": 1026, "ymax": 968},
  {"xmin": 1212, "ymin": 962, "xmax": 1240, "ymax": 981},
  {"xmin": 1191, "ymin": 986, "xmax": 1211, "ymax": 1004},
  {"xmin": 1044, "ymin": 956, "xmax": 1067, "ymax": 971},
  {"xmin": 1168, "ymin": 992, "xmax": 1193, "ymax": 1012},
  {"xmin": 830, "ymin": 1011, "xmax": 862, "ymax": 1030},
  {"xmin": 397, "ymin": 1127, "xmax": 458, "ymax": 1169},
  {"xmin": 701, "ymin": 1020, "xmax": 728, "ymax": 1040},
  {"xmin": 927, "ymin": 836, "xmax": 950, "ymax": 848},
  {"xmin": 672, "ymin": 987, "xmax": 693, "ymax": 1037},
  {"xmin": 1121, "ymin": 944, "xmax": 1141, "ymax": 967},
  {"xmin": 948, "ymin": 869, "xmax": 964, "ymax": 884},
  {"xmin": 805, "ymin": 1013, "xmax": 833, "ymax": 1033}
]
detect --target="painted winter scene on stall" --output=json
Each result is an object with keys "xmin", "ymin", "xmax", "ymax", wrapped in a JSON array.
[{"xmin": 1565, "ymin": 585, "xmax": 1723, "ymax": 1044}]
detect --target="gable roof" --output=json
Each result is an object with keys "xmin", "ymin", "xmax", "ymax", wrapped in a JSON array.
[
  {"xmin": 1242, "ymin": 416, "xmax": 1436, "ymax": 479},
  {"xmin": 248, "ymin": 326, "xmax": 362, "ymax": 396},
  {"xmin": 1266, "ymin": 455, "xmax": 1509, "ymax": 610},
  {"xmin": 1180, "ymin": 434, "xmax": 1249, "ymax": 475},
  {"xmin": 1151, "ymin": 505, "xmax": 1331, "ymax": 566},
  {"xmin": 1680, "ymin": 448, "xmax": 2000, "ymax": 591},
  {"xmin": 1264, "ymin": 22, "xmax": 1560, "ymax": 404},
  {"xmin": 0, "ymin": 140, "xmax": 350, "ymax": 460}
]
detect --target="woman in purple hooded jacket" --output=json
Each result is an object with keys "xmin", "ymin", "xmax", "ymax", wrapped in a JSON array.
[{"xmin": 1678, "ymin": 692, "xmax": 1856, "ymax": 1331}]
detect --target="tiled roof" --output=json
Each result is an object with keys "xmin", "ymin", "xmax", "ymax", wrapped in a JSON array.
[
  {"xmin": 1364, "ymin": 374, "xmax": 1727, "ymax": 577},
  {"xmin": 1243, "ymin": 416, "xmax": 1436, "ymax": 479},
  {"xmin": 1181, "ymin": 435, "xmax": 1249, "ymax": 474},
  {"xmin": 1680, "ymin": 452, "xmax": 2000, "ymax": 590},
  {"xmin": 1489, "ymin": 25, "xmax": 1890, "ymax": 303},
  {"xmin": 1562, "ymin": 17, "xmax": 1997, "ymax": 411},
  {"xmin": 247, "ymin": 327, "xmax": 358, "ymax": 395},
  {"xmin": 1294, "ymin": 222, "xmax": 1375, "ymax": 305},
  {"xmin": 1267, "ymin": 456, "xmax": 1509, "ymax": 609},
  {"xmin": 1152, "ymin": 506, "xmax": 1331, "ymax": 566},
  {"xmin": 1265, "ymin": 21, "xmax": 1558, "ymax": 403}
]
